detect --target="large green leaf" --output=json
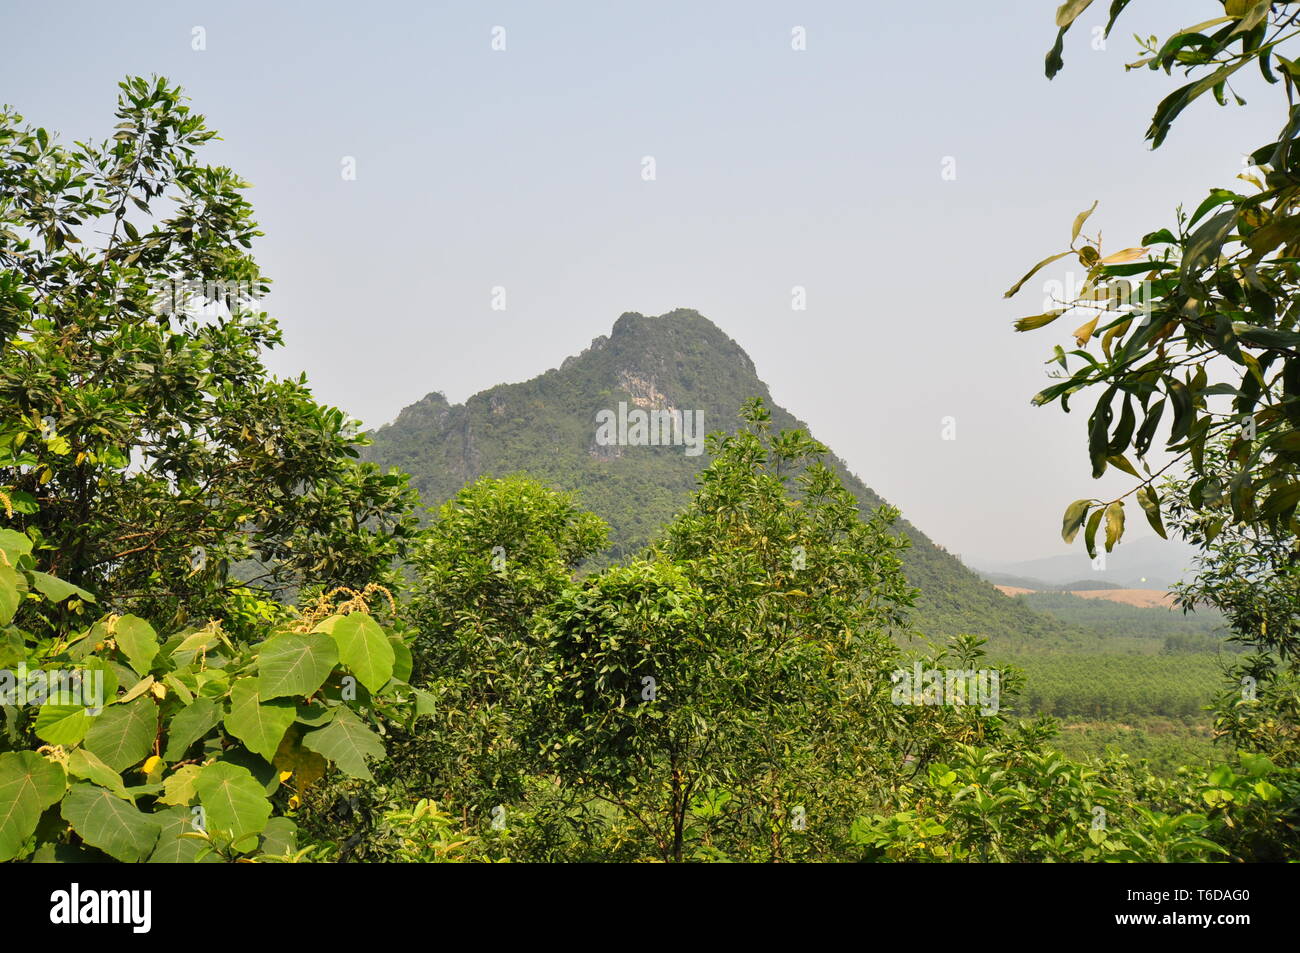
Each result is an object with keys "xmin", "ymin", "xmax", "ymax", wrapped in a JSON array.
[
  {"xmin": 320, "ymin": 613, "xmax": 394, "ymax": 693},
  {"xmin": 163, "ymin": 696, "xmax": 222, "ymax": 761},
  {"xmin": 34, "ymin": 704, "xmax": 90, "ymax": 747},
  {"xmin": 257, "ymin": 631, "xmax": 338, "ymax": 700},
  {"xmin": 0, "ymin": 751, "xmax": 66, "ymax": 861},
  {"xmin": 27, "ymin": 571, "xmax": 95, "ymax": 604},
  {"xmin": 0, "ymin": 528, "xmax": 33, "ymax": 565},
  {"xmin": 259, "ymin": 815, "xmax": 298, "ymax": 857},
  {"xmin": 148, "ymin": 804, "xmax": 217, "ymax": 863},
  {"xmin": 193, "ymin": 761, "xmax": 272, "ymax": 847},
  {"xmin": 113, "ymin": 615, "xmax": 158, "ymax": 676},
  {"xmin": 0, "ymin": 564, "xmax": 23, "ymax": 626},
  {"xmin": 66, "ymin": 748, "xmax": 129, "ymax": 799},
  {"xmin": 62, "ymin": 782, "xmax": 160, "ymax": 861},
  {"xmin": 301, "ymin": 706, "xmax": 385, "ymax": 780},
  {"xmin": 83, "ymin": 695, "xmax": 156, "ymax": 772},
  {"xmin": 224, "ymin": 678, "xmax": 296, "ymax": 762},
  {"xmin": 159, "ymin": 764, "xmax": 202, "ymax": 807}
]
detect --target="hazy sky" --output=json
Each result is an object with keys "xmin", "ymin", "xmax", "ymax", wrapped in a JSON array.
[{"xmin": 1, "ymin": 1, "xmax": 1281, "ymax": 566}]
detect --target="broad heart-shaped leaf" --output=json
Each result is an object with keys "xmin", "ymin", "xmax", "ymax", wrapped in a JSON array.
[
  {"xmin": 0, "ymin": 528, "xmax": 33, "ymax": 565},
  {"xmin": 83, "ymin": 695, "xmax": 156, "ymax": 772},
  {"xmin": 26, "ymin": 571, "xmax": 95, "ymax": 604},
  {"xmin": 61, "ymin": 782, "xmax": 161, "ymax": 862},
  {"xmin": 320, "ymin": 613, "xmax": 394, "ymax": 694},
  {"xmin": 224, "ymin": 678, "xmax": 296, "ymax": 762},
  {"xmin": 34, "ymin": 703, "xmax": 90, "ymax": 746},
  {"xmin": 149, "ymin": 804, "xmax": 217, "ymax": 863},
  {"xmin": 221, "ymin": 745, "xmax": 282, "ymax": 795},
  {"xmin": 112, "ymin": 615, "xmax": 158, "ymax": 676},
  {"xmin": 193, "ymin": 761, "xmax": 272, "ymax": 847},
  {"xmin": 66, "ymin": 748, "xmax": 129, "ymax": 799},
  {"xmin": 162, "ymin": 696, "xmax": 222, "ymax": 762},
  {"xmin": 0, "ymin": 751, "xmax": 66, "ymax": 861},
  {"xmin": 0, "ymin": 563, "xmax": 24, "ymax": 626},
  {"xmin": 159, "ymin": 764, "xmax": 202, "ymax": 807},
  {"xmin": 301, "ymin": 706, "xmax": 386, "ymax": 781},
  {"xmin": 259, "ymin": 816, "xmax": 298, "ymax": 857},
  {"xmin": 257, "ymin": 631, "xmax": 338, "ymax": 700}
]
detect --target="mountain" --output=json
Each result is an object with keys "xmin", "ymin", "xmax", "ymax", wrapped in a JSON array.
[{"xmin": 363, "ymin": 309, "xmax": 1090, "ymax": 649}]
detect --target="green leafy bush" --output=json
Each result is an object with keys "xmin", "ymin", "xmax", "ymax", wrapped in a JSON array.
[{"xmin": 0, "ymin": 529, "xmax": 417, "ymax": 862}]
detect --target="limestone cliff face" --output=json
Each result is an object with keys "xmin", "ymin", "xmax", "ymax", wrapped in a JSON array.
[
  {"xmin": 617, "ymin": 370, "xmax": 672, "ymax": 411},
  {"xmin": 363, "ymin": 309, "xmax": 1086, "ymax": 645}
]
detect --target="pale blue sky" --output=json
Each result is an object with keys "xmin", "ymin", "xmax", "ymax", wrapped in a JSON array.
[{"xmin": 0, "ymin": 1, "xmax": 1281, "ymax": 564}]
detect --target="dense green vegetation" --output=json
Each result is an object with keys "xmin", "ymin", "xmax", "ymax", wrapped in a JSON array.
[
  {"xmin": 1050, "ymin": 719, "xmax": 1223, "ymax": 777},
  {"xmin": 988, "ymin": 593, "xmax": 1238, "ymax": 772},
  {"xmin": 1009, "ymin": 654, "xmax": 1222, "ymax": 720},
  {"xmin": 4, "ymin": 1, "xmax": 1300, "ymax": 864},
  {"xmin": 363, "ymin": 311, "xmax": 1091, "ymax": 651}
]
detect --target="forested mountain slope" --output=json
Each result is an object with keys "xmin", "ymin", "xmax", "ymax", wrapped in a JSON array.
[{"xmin": 365, "ymin": 309, "xmax": 1087, "ymax": 648}]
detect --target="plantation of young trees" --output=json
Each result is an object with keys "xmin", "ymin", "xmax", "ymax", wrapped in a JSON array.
[{"xmin": 1012, "ymin": 654, "xmax": 1222, "ymax": 721}]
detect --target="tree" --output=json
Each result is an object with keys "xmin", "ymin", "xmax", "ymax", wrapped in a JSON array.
[
  {"xmin": 0, "ymin": 76, "xmax": 418, "ymax": 634},
  {"xmin": 386, "ymin": 475, "xmax": 607, "ymax": 815},
  {"xmin": 1008, "ymin": 2, "xmax": 1300, "ymax": 556},
  {"xmin": 1163, "ymin": 442, "xmax": 1300, "ymax": 766},
  {"xmin": 528, "ymin": 400, "xmax": 922, "ymax": 861}
]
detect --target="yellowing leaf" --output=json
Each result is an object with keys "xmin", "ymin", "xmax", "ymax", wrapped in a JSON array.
[
  {"xmin": 1073, "ymin": 315, "xmax": 1101, "ymax": 346},
  {"xmin": 1003, "ymin": 250, "xmax": 1073, "ymax": 298},
  {"xmin": 1055, "ymin": 0, "xmax": 1095, "ymax": 29},
  {"xmin": 1104, "ymin": 501, "xmax": 1125, "ymax": 552},
  {"xmin": 142, "ymin": 754, "xmax": 164, "ymax": 783},
  {"xmin": 1098, "ymin": 246, "xmax": 1149, "ymax": 265},
  {"xmin": 1071, "ymin": 200, "xmax": 1098, "ymax": 243},
  {"xmin": 1014, "ymin": 309, "xmax": 1066, "ymax": 332}
]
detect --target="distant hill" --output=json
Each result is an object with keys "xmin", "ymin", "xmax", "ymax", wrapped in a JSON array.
[
  {"xmin": 363, "ymin": 309, "xmax": 1091, "ymax": 649},
  {"xmin": 980, "ymin": 571, "xmax": 1124, "ymax": 592},
  {"xmin": 972, "ymin": 536, "xmax": 1200, "ymax": 590}
]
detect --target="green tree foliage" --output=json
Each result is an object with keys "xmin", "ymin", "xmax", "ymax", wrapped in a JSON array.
[
  {"xmin": 1011, "ymin": 590, "xmax": 1229, "ymax": 652},
  {"xmin": 0, "ymin": 77, "xmax": 418, "ymax": 633},
  {"xmin": 1010, "ymin": 2, "xmax": 1300, "ymax": 554},
  {"xmin": 528, "ymin": 560, "xmax": 716, "ymax": 861},
  {"xmin": 1010, "ymin": 653, "xmax": 1223, "ymax": 720},
  {"xmin": 851, "ymin": 743, "xmax": 1298, "ymax": 862},
  {"xmin": 390, "ymin": 475, "xmax": 607, "ymax": 812},
  {"xmin": 527, "ymin": 401, "xmax": 986, "ymax": 861},
  {"xmin": 1051, "ymin": 719, "xmax": 1223, "ymax": 776},
  {"xmin": 0, "ymin": 526, "xmax": 418, "ymax": 862},
  {"xmin": 4, "ymin": 71, "xmax": 1297, "ymax": 864},
  {"xmin": 1164, "ymin": 444, "xmax": 1300, "ymax": 764}
]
